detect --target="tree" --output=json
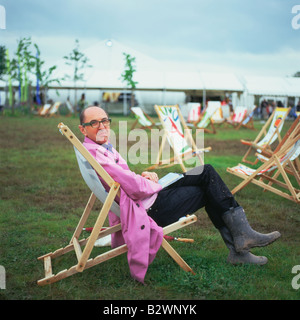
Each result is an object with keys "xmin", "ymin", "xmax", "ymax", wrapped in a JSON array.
[
  {"xmin": 120, "ymin": 52, "xmax": 138, "ymax": 115},
  {"xmin": 63, "ymin": 39, "xmax": 92, "ymax": 113},
  {"xmin": 0, "ymin": 46, "xmax": 7, "ymax": 108},
  {"xmin": 5, "ymin": 37, "xmax": 36, "ymax": 112},
  {"xmin": 293, "ymin": 71, "xmax": 300, "ymax": 77},
  {"xmin": 0, "ymin": 45, "xmax": 6, "ymax": 81},
  {"xmin": 14, "ymin": 37, "xmax": 35, "ymax": 103},
  {"xmin": 3, "ymin": 37, "xmax": 61, "ymax": 112}
]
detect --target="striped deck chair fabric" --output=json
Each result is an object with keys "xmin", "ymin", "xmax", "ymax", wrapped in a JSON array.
[
  {"xmin": 241, "ymin": 107, "xmax": 291, "ymax": 165},
  {"xmin": 228, "ymin": 133, "xmax": 300, "ymax": 203},
  {"xmin": 146, "ymin": 105, "xmax": 211, "ymax": 172}
]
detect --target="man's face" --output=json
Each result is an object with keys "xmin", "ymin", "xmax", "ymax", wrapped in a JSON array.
[{"xmin": 79, "ymin": 107, "xmax": 110, "ymax": 144}]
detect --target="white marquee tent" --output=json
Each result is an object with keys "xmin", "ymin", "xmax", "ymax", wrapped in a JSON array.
[
  {"xmin": 1, "ymin": 39, "xmax": 299, "ymax": 112},
  {"xmin": 52, "ymin": 39, "xmax": 245, "ymax": 93},
  {"xmin": 241, "ymin": 75, "xmax": 300, "ymax": 97}
]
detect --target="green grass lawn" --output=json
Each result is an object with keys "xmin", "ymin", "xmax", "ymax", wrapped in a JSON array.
[{"xmin": 0, "ymin": 113, "xmax": 299, "ymax": 300}]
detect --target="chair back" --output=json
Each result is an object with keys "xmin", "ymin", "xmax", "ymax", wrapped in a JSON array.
[
  {"xmin": 257, "ymin": 107, "xmax": 289, "ymax": 147},
  {"xmin": 209, "ymin": 101, "xmax": 223, "ymax": 123},
  {"xmin": 232, "ymin": 139, "xmax": 300, "ymax": 177},
  {"xmin": 74, "ymin": 146, "xmax": 121, "ymax": 217},
  {"xmin": 66, "ymin": 100, "xmax": 74, "ymax": 113},
  {"xmin": 196, "ymin": 102, "xmax": 219, "ymax": 128},
  {"xmin": 232, "ymin": 106, "xmax": 247, "ymax": 123},
  {"xmin": 48, "ymin": 102, "xmax": 61, "ymax": 115},
  {"xmin": 131, "ymin": 107, "xmax": 152, "ymax": 127},
  {"xmin": 156, "ymin": 105, "xmax": 192, "ymax": 155},
  {"xmin": 242, "ymin": 105, "xmax": 256, "ymax": 125},
  {"xmin": 187, "ymin": 103, "xmax": 201, "ymax": 123},
  {"xmin": 262, "ymin": 139, "xmax": 300, "ymax": 174},
  {"xmin": 284, "ymin": 139, "xmax": 300, "ymax": 162},
  {"xmin": 221, "ymin": 104, "xmax": 231, "ymax": 119},
  {"xmin": 39, "ymin": 104, "xmax": 52, "ymax": 115}
]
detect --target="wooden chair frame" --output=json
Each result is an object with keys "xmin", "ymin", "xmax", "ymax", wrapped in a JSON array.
[
  {"xmin": 130, "ymin": 106, "xmax": 160, "ymax": 130},
  {"xmin": 227, "ymin": 126, "xmax": 300, "ymax": 203},
  {"xmin": 37, "ymin": 123, "xmax": 197, "ymax": 286},
  {"xmin": 46, "ymin": 102, "xmax": 62, "ymax": 117},
  {"xmin": 235, "ymin": 105, "xmax": 258, "ymax": 131},
  {"xmin": 211, "ymin": 103, "xmax": 226, "ymax": 125},
  {"xmin": 193, "ymin": 103, "xmax": 219, "ymax": 134},
  {"xmin": 257, "ymin": 116, "xmax": 300, "ymax": 174},
  {"xmin": 186, "ymin": 102, "xmax": 201, "ymax": 124},
  {"xmin": 240, "ymin": 107, "xmax": 291, "ymax": 165},
  {"xmin": 225, "ymin": 106, "xmax": 248, "ymax": 129},
  {"xmin": 146, "ymin": 104, "xmax": 211, "ymax": 173},
  {"xmin": 37, "ymin": 103, "xmax": 52, "ymax": 116}
]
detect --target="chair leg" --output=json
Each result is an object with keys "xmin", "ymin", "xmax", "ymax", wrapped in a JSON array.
[
  {"xmin": 70, "ymin": 192, "xmax": 97, "ymax": 244},
  {"xmin": 161, "ymin": 238, "xmax": 195, "ymax": 275},
  {"xmin": 76, "ymin": 183, "xmax": 120, "ymax": 272},
  {"xmin": 37, "ymin": 215, "xmax": 198, "ymax": 285}
]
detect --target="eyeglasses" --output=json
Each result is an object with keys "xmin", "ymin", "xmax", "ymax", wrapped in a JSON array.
[{"xmin": 82, "ymin": 118, "xmax": 112, "ymax": 128}]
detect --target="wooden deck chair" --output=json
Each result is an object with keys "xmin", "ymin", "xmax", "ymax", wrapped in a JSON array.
[
  {"xmin": 210, "ymin": 101, "xmax": 226, "ymax": 125},
  {"xmin": 37, "ymin": 123, "xmax": 197, "ymax": 286},
  {"xmin": 226, "ymin": 106, "xmax": 248, "ymax": 128},
  {"xmin": 187, "ymin": 102, "xmax": 201, "ymax": 124},
  {"xmin": 221, "ymin": 104, "xmax": 231, "ymax": 121},
  {"xmin": 240, "ymin": 107, "xmax": 291, "ymax": 165},
  {"xmin": 193, "ymin": 102, "xmax": 220, "ymax": 134},
  {"xmin": 130, "ymin": 106, "xmax": 160, "ymax": 130},
  {"xmin": 65, "ymin": 100, "xmax": 74, "ymax": 115},
  {"xmin": 227, "ymin": 129, "xmax": 300, "ymax": 203},
  {"xmin": 146, "ymin": 105, "xmax": 211, "ymax": 173},
  {"xmin": 38, "ymin": 103, "xmax": 52, "ymax": 116},
  {"xmin": 46, "ymin": 102, "xmax": 62, "ymax": 117},
  {"xmin": 235, "ymin": 105, "xmax": 257, "ymax": 130},
  {"xmin": 255, "ymin": 116, "xmax": 300, "ymax": 174}
]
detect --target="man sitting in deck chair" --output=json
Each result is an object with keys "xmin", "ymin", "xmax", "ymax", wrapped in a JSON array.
[{"xmin": 78, "ymin": 106, "xmax": 281, "ymax": 266}]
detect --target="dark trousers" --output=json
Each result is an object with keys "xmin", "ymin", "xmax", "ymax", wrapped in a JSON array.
[{"xmin": 147, "ymin": 164, "xmax": 239, "ymax": 228}]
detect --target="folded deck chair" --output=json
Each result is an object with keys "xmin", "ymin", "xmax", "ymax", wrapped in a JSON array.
[
  {"xmin": 46, "ymin": 102, "xmax": 62, "ymax": 117},
  {"xmin": 227, "ymin": 130, "xmax": 300, "ymax": 203},
  {"xmin": 193, "ymin": 102, "xmax": 220, "ymax": 134},
  {"xmin": 130, "ymin": 106, "xmax": 160, "ymax": 130},
  {"xmin": 235, "ymin": 105, "xmax": 257, "ymax": 130},
  {"xmin": 37, "ymin": 123, "xmax": 197, "ymax": 286},
  {"xmin": 240, "ymin": 107, "xmax": 291, "ymax": 165},
  {"xmin": 146, "ymin": 105, "xmax": 211, "ymax": 173},
  {"xmin": 226, "ymin": 106, "xmax": 248, "ymax": 128},
  {"xmin": 38, "ymin": 103, "xmax": 52, "ymax": 116}
]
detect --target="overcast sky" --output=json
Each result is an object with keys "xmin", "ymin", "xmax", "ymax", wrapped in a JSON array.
[{"xmin": 1, "ymin": 0, "xmax": 300, "ymax": 77}]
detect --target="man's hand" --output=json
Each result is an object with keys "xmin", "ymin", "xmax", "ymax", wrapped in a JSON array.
[{"xmin": 141, "ymin": 171, "xmax": 159, "ymax": 183}]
